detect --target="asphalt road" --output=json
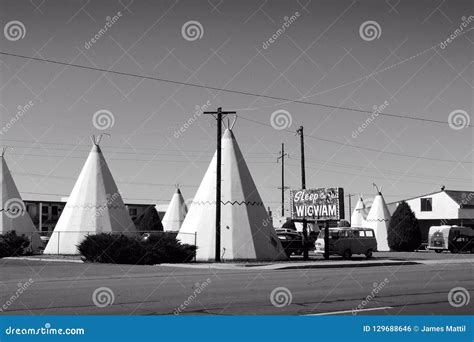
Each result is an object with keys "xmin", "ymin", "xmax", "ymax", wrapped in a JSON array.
[{"xmin": 0, "ymin": 258, "xmax": 472, "ymax": 316}]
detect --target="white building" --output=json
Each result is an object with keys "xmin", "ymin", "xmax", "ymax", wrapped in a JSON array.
[{"xmin": 387, "ymin": 189, "xmax": 474, "ymax": 241}]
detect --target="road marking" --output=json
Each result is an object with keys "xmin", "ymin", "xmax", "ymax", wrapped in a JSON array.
[{"xmin": 305, "ymin": 306, "xmax": 393, "ymax": 316}]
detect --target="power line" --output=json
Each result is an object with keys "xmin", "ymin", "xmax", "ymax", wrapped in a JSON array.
[
  {"xmin": 0, "ymin": 51, "xmax": 468, "ymax": 128},
  {"xmin": 237, "ymin": 116, "xmax": 473, "ymax": 164},
  {"xmin": 11, "ymin": 155, "xmax": 472, "ymax": 186},
  {"xmin": 284, "ymin": 162, "xmax": 472, "ymax": 187},
  {"xmin": 4, "ymin": 116, "xmax": 473, "ymax": 164},
  {"xmin": 1, "ymin": 138, "xmax": 276, "ymax": 155}
]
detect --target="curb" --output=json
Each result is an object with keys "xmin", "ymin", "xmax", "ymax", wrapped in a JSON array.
[
  {"xmin": 277, "ymin": 261, "xmax": 421, "ymax": 270},
  {"xmin": 160, "ymin": 259, "xmax": 423, "ymax": 270},
  {"xmin": 3, "ymin": 257, "xmax": 83, "ymax": 263}
]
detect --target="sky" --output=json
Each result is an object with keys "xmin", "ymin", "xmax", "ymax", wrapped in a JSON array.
[{"xmin": 0, "ymin": 0, "xmax": 472, "ymax": 218}]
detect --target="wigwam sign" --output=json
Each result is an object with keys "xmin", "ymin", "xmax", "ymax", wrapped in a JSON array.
[{"xmin": 290, "ymin": 188, "xmax": 344, "ymax": 220}]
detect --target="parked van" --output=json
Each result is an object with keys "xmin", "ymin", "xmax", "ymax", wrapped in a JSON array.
[
  {"xmin": 428, "ymin": 225, "xmax": 474, "ymax": 253},
  {"xmin": 315, "ymin": 227, "xmax": 377, "ymax": 259}
]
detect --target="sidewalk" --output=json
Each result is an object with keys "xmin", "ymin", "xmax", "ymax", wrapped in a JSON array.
[
  {"xmin": 161, "ymin": 259, "xmax": 422, "ymax": 270},
  {"xmin": 4, "ymin": 253, "xmax": 472, "ymax": 270}
]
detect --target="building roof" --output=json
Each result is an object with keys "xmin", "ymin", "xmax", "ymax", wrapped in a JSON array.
[
  {"xmin": 387, "ymin": 189, "xmax": 474, "ymax": 208},
  {"xmin": 162, "ymin": 188, "xmax": 188, "ymax": 232},
  {"xmin": 1, "ymin": 155, "xmax": 42, "ymax": 250},
  {"xmin": 445, "ymin": 190, "xmax": 474, "ymax": 208},
  {"xmin": 177, "ymin": 128, "xmax": 286, "ymax": 261},
  {"xmin": 44, "ymin": 142, "xmax": 137, "ymax": 254}
]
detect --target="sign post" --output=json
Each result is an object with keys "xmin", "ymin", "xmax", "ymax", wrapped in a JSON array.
[{"xmin": 290, "ymin": 188, "xmax": 344, "ymax": 259}]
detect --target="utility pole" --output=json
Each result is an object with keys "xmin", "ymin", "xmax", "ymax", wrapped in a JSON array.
[
  {"xmin": 203, "ymin": 107, "xmax": 236, "ymax": 262},
  {"xmin": 296, "ymin": 126, "xmax": 309, "ymax": 260},
  {"xmin": 347, "ymin": 193, "xmax": 354, "ymax": 224},
  {"xmin": 277, "ymin": 143, "xmax": 288, "ymax": 217}
]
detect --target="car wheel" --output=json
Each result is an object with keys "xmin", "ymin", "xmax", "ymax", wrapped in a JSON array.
[
  {"xmin": 365, "ymin": 249, "xmax": 373, "ymax": 259},
  {"xmin": 343, "ymin": 249, "xmax": 352, "ymax": 260},
  {"xmin": 435, "ymin": 249, "xmax": 442, "ymax": 254}
]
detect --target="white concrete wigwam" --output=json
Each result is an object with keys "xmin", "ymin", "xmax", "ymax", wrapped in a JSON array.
[
  {"xmin": 44, "ymin": 135, "xmax": 136, "ymax": 254},
  {"xmin": 161, "ymin": 186, "xmax": 188, "ymax": 232},
  {"xmin": 351, "ymin": 194, "xmax": 368, "ymax": 227},
  {"xmin": 177, "ymin": 124, "xmax": 286, "ymax": 261},
  {"xmin": 0, "ymin": 148, "xmax": 42, "ymax": 251},
  {"xmin": 364, "ymin": 184, "xmax": 391, "ymax": 251}
]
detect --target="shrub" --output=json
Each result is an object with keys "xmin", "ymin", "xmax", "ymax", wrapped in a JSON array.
[
  {"xmin": 142, "ymin": 234, "xmax": 196, "ymax": 264},
  {"xmin": 78, "ymin": 233, "xmax": 196, "ymax": 264},
  {"xmin": 0, "ymin": 231, "xmax": 31, "ymax": 258},
  {"xmin": 387, "ymin": 201, "xmax": 421, "ymax": 251}
]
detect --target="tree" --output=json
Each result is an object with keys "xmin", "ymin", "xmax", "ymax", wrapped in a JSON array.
[
  {"xmin": 338, "ymin": 219, "xmax": 351, "ymax": 227},
  {"xmin": 282, "ymin": 219, "xmax": 297, "ymax": 230},
  {"xmin": 387, "ymin": 201, "xmax": 421, "ymax": 251},
  {"xmin": 134, "ymin": 206, "xmax": 164, "ymax": 232}
]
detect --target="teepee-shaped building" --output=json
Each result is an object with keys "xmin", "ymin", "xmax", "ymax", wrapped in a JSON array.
[
  {"xmin": 44, "ymin": 135, "xmax": 136, "ymax": 254},
  {"xmin": 177, "ymin": 127, "xmax": 286, "ymax": 261},
  {"xmin": 364, "ymin": 185, "xmax": 391, "ymax": 251},
  {"xmin": 0, "ymin": 149, "xmax": 42, "ymax": 251},
  {"xmin": 161, "ymin": 187, "xmax": 188, "ymax": 232},
  {"xmin": 351, "ymin": 195, "xmax": 368, "ymax": 227}
]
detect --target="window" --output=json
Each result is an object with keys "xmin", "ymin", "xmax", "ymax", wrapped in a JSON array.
[
  {"xmin": 52, "ymin": 206, "xmax": 58, "ymax": 216},
  {"xmin": 421, "ymin": 198, "xmax": 432, "ymax": 211},
  {"xmin": 365, "ymin": 230, "xmax": 374, "ymax": 237},
  {"xmin": 42, "ymin": 205, "xmax": 49, "ymax": 214},
  {"xmin": 129, "ymin": 208, "xmax": 138, "ymax": 217}
]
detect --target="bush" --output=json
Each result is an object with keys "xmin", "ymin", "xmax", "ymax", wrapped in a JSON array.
[
  {"xmin": 0, "ymin": 231, "xmax": 31, "ymax": 258},
  {"xmin": 387, "ymin": 201, "xmax": 421, "ymax": 251},
  {"xmin": 78, "ymin": 233, "xmax": 196, "ymax": 264}
]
